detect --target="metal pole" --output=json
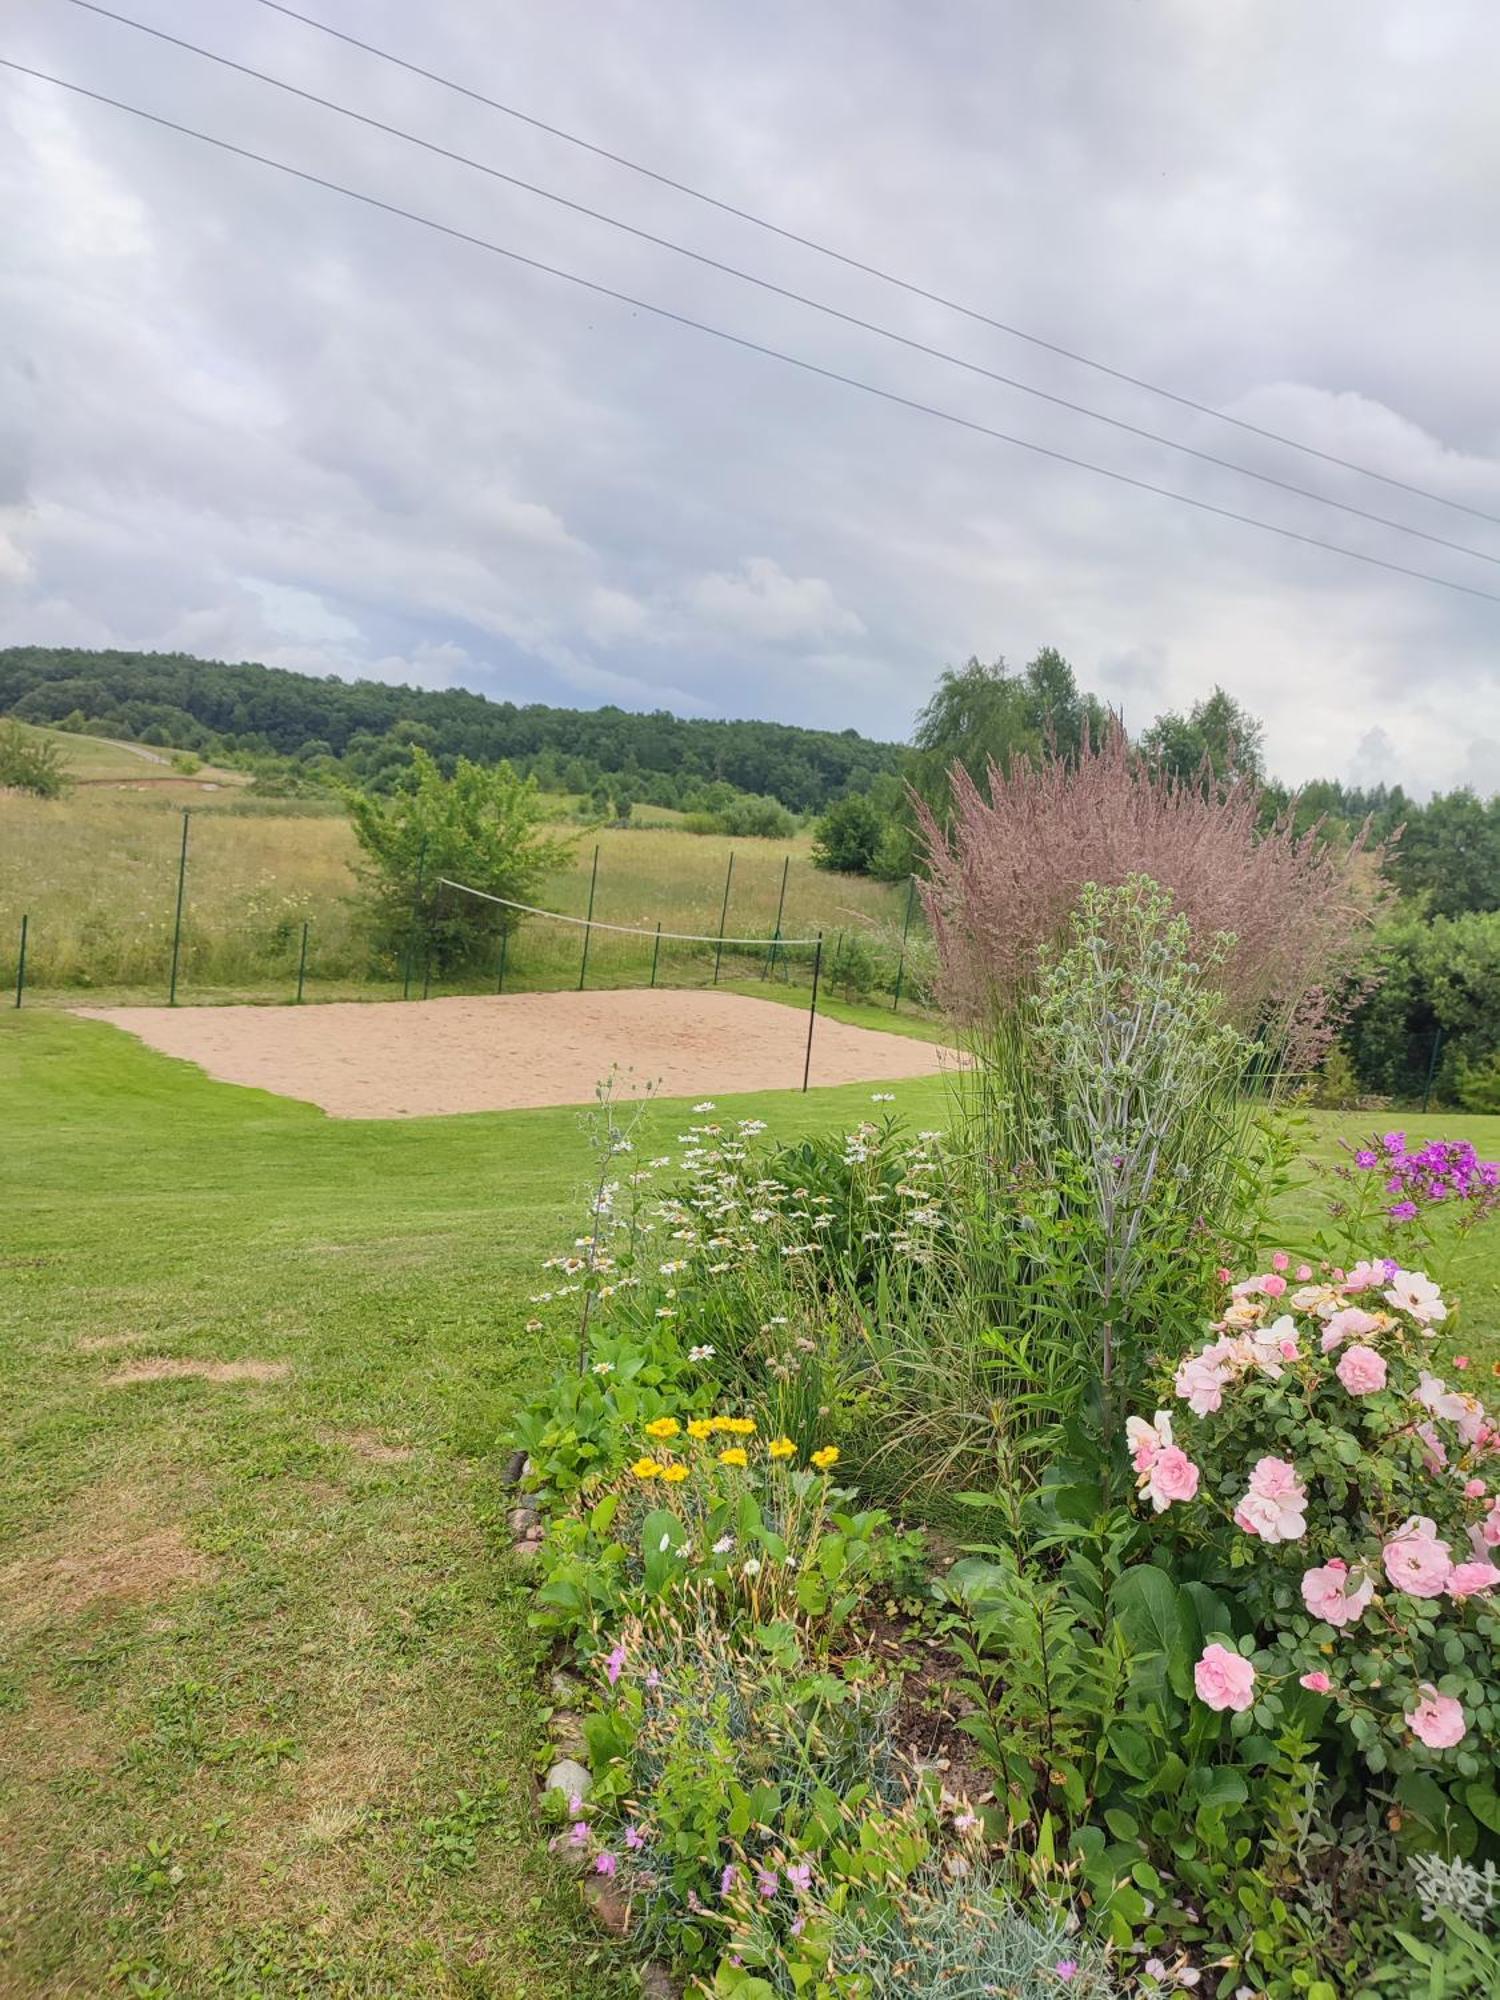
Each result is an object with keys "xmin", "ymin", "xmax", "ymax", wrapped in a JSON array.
[
  {"xmin": 496, "ymin": 927, "xmax": 509, "ymax": 994},
  {"xmin": 712, "ymin": 851, "xmax": 735, "ymax": 985},
  {"xmin": 402, "ymin": 834, "xmax": 428, "ymax": 1000},
  {"xmin": 167, "ymin": 809, "xmax": 190, "ymax": 1006},
  {"xmin": 13, "ymin": 913, "xmax": 27, "ymax": 1009},
  {"xmin": 763, "ymin": 854, "xmax": 790, "ymax": 980},
  {"xmin": 802, "ymin": 935, "xmax": 823, "ymax": 1093},
  {"xmin": 649, "ymin": 920, "xmax": 662, "ymax": 988},
  {"xmin": 577, "ymin": 844, "xmax": 600, "ymax": 990},
  {"xmin": 1424, "ymin": 1024, "xmax": 1448, "ymax": 1120},
  {"xmin": 891, "ymin": 876, "xmax": 918, "ymax": 1011},
  {"xmin": 295, "ymin": 921, "xmax": 309, "ymax": 1004}
]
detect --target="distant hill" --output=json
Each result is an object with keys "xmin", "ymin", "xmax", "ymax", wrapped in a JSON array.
[{"xmin": 0, "ymin": 647, "xmax": 906, "ymax": 814}]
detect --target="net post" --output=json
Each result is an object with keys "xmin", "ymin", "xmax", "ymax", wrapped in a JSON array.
[
  {"xmin": 1421, "ymin": 1024, "xmax": 1444, "ymax": 1112},
  {"xmin": 762, "ymin": 854, "xmax": 790, "ymax": 980},
  {"xmin": 712, "ymin": 850, "xmax": 735, "ymax": 985},
  {"xmin": 578, "ymin": 844, "xmax": 600, "ymax": 990},
  {"xmin": 802, "ymin": 934, "xmax": 823, "ymax": 1093},
  {"xmin": 403, "ymin": 834, "xmax": 428, "ymax": 1000},
  {"xmin": 295, "ymin": 920, "xmax": 309, "ymax": 1004},
  {"xmin": 649, "ymin": 920, "xmax": 662, "ymax": 988},
  {"xmin": 168, "ymin": 808, "xmax": 190, "ymax": 1006},
  {"xmin": 891, "ymin": 876, "xmax": 917, "ymax": 1011},
  {"xmin": 13, "ymin": 912, "xmax": 27, "ymax": 1009},
  {"xmin": 495, "ymin": 926, "xmax": 509, "ymax": 994}
]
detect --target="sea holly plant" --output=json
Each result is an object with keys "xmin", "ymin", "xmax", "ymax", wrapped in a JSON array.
[{"xmin": 1130, "ymin": 1258, "xmax": 1500, "ymax": 1833}]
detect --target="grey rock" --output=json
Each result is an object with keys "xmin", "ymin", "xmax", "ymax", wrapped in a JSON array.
[
  {"xmin": 639, "ymin": 1962, "xmax": 678, "ymax": 1998},
  {"xmin": 543, "ymin": 1757, "xmax": 592, "ymax": 1803}
]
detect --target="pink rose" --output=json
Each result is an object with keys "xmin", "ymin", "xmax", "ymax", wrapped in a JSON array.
[
  {"xmin": 1300, "ymin": 1558, "xmax": 1375, "ymax": 1628},
  {"xmin": 1194, "ymin": 1642, "xmax": 1256, "ymax": 1712},
  {"xmin": 1143, "ymin": 1446, "xmax": 1200, "ymax": 1512},
  {"xmin": 1480, "ymin": 1499, "xmax": 1500, "ymax": 1549},
  {"xmin": 1235, "ymin": 1456, "xmax": 1308, "ymax": 1543},
  {"xmin": 1336, "ymin": 1344, "xmax": 1387, "ymax": 1396},
  {"xmin": 1464, "ymin": 1479, "xmax": 1486, "ymax": 1499},
  {"xmin": 1262, "ymin": 1274, "xmax": 1287, "ymax": 1297},
  {"xmin": 1125, "ymin": 1410, "xmax": 1173, "ymax": 1473},
  {"xmin": 1382, "ymin": 1516, "xmax": 1453, "ymax": 1598},
  {"xmin": 1296, "ymin": 1264, "xmax": 1313, "ymax": 1281},
  {"xmin": 1343, "ymin": 1259, "xmax": 1384, "ymax": 1292},
  {"xmin": 1320, "ymin": 1307, "xmax": 1382, "ymax": 1354},
  {"xmin": 1299, "ymin": 1671, "xmax": 1332, "ymax": 1694},
  {"xmin": 1405, "ymin": 1685, "xmax": 1467, "ymax": 1750},
  {"xmin": 1447, "ymin": 1561, "xmax": 1500, "ymax": 1600},
  {"xmin": 1272, "ymin": 1251, "xmax": 1290, "ymax": 1272},
  {"xmin": 1416, "ymin": 1423, "xmax": 1449, "ymax": 1474},
  {"xmin": 1175, "ymin": 1350, "xmax": 1228, "ymax": 1416}
]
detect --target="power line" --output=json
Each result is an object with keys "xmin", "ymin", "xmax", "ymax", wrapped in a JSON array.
[
  {"xmin": 60, "ymin": 0, "xmax": 1500, "ymax": 572},
  {"xmin": 6, "ymin": 56, "xmax": 1500, "ymax": 610},
  {"xmin": 247, "ymin": 0, "xmax": 1500, "ymax": 534}
]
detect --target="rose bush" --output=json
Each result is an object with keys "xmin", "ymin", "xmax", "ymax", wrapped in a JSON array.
[{"xmin": 1130, "ymin": 1258, "xmax": 1500, "ymax": 1822}]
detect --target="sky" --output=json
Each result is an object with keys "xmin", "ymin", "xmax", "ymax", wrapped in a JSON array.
[{"xmin": 2, "ymin": 0, "xmax": 1498, "ymax": 796}]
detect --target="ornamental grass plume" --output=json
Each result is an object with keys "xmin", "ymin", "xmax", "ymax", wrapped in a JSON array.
[{"xmin": 915, "ymin": 720, "xmax": 1385, "ymax": 1072}]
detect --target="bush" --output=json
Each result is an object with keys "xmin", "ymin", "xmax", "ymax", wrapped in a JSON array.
[
  {"xmin": 811, "ymin": 794, "xmax": 885, "ymax": 874},
  {"xmin": 0, "ymin": 718, "xmax": 68, "ymax": 797},
  {"xmin": 1134, "ymin": 1262, "xmax": 1500, "ymax": 1817}
]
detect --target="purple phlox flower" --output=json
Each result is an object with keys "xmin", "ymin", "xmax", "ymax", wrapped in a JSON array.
[
  {"xmin": 595, "ymin": 1851, "xmax": 617, "ymax": 1877},
  {"xmin": 1354, "ymin": 1148, "xmax": 1378, "ymax": 1169},
  {"xmin": 1383, "ymin": 1131, "xmax": 1406, "ymax": 1153},
  {"xmin": 790, "ymin": 1916, "xmax": 805, "ymax": 1938},
  {"xmin": 756, "ymin": 1868, "xmax": 779, "ymax": 1899},
  {"xmin": 1389, "ymin": 1201, "xmax": 1419, "ymax": 1222},
  {"xmin": 786, "ymin": 1861, "xmax": 813, "ymax": 1894},
  {"xmin": 720, "ymin": 1863, "xmax": 738, "ymax": 1897},
  {"xmin": 567, "ymin": 1821, "xmax": 590, "ymax": 1847},
  {"xmin": 624, "ymin": 1823, "xmax": 646, "ymax": 1850},
  {"xmin": 604, "ymin": 1642, "xmax": 627, "ymax": 1686}
]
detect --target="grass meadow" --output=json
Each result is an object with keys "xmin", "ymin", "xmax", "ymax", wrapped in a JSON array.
[
  {"xmin": 2, "ymin": 1007, "xmax": 1497, "ymax": 1995},
  {"xmin": 1, "ymin": 733, "xmax": 915, "ymax": 1005}
]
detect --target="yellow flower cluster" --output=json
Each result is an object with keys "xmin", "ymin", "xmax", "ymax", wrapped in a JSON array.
[{"xmin": 628, "ymin": 1420, "xmax": 840, "ymax": 1481}]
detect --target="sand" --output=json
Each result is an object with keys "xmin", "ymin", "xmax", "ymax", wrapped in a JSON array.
[{"xmin": 77, "ymin": 989, "xmax": 954, "ymax": 1119}]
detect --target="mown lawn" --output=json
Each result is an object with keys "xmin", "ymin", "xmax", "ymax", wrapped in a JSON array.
[
  {"xmin": 0, "ymin": 1012, "xmax": 951, "ymax": 1998},
  {"xmin": 1, "ymin": 1011, "xmax": 1496, "ymax": 1997}
]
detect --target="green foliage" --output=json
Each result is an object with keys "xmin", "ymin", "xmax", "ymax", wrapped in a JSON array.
[
  {"xmin": 1344, "ymin": 910, "xmax": 1500, "ymax": 1103},
  {"xmin": 909, "ymin": 647, "xmax": 1108, "ymax": 819},
  {"xmin": 811, "ymin": 794, "xmax": 885, "ymax": 874},
  {"xmin": 344, "ymin": 746, "xmax": 575, "ymax": 969},
  {"xmin": 1139, "ymin": 684, "xmax": 1266, "ymax": 787},
  {"xmin": 0, "ymin": 718, "xmax": 68, "ymax": 797}
]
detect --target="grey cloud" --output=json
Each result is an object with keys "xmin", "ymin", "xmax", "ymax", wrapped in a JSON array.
[{"xmin": 1, "ymin": 0, "xmax": 1498, "ymax": 790}]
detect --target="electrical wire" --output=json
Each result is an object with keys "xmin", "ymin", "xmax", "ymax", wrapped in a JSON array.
[
  {"xmin": 245, "ymin": 0, "xmax": 1500, "ymax": 532},
  {"xmin": 6, "ymin": 55, "xmax": 1500, "ymax": 608},
  {"xmin": 57, "ymin": 0, "xmax": 1500, "ymax": 571}
]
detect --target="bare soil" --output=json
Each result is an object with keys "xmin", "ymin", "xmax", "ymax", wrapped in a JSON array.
[{"xmin": 78, "ymin": 989, "xmax": 953, "ymax": 1119}]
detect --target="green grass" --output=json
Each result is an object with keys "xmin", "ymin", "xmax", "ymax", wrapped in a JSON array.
[
  {"xmin": 0, "ymin": 1012, "xmax": 951, "ymax": 1997},
  {"xmin": 2, "ymin": 1013, "xmax": 1494, "ymax": 1995}
]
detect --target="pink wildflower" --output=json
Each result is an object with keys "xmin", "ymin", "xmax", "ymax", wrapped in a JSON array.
[
  {"xmin": 595, "ymin": 1852, "xmax": 617, "ymax": 1877},
  {"xmin": 604, "ymin": 1642, "xmax": 627, "ymax": 1686},
  {"xmin": 1055, "ymin": 1965, "xmax": 1079, "ymax": 1985}
]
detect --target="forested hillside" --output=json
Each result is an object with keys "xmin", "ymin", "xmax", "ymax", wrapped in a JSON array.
[{"xmin": 0, "ymin": 647, "xmax": 905, "ymax": 813}]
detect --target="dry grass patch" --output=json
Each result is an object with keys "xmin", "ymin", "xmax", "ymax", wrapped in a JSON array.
[
  {"xmin": 75, "ymin": 1328, "xmax": 151, "ymax": 1352},
  {"xmin": 103, "ymin": 1356, "xmax": 291, "ymax": 1386},
  {"xmin": 0, "ymin": 1480, "xmax": 210, "ymax": 1639},
  {"xmin": 335, "ymin": 1429, "xmax": 415, "ymax": 1465}
]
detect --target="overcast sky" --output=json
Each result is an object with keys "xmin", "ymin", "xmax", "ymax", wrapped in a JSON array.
[{"xmin": 3, "ymin": 0, "xmax": 1498, "ymax": 794}]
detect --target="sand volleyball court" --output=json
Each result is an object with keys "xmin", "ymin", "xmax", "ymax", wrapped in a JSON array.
[{"xmin": 77, "ymin": 989, "xmax": 953, "ymax": 1118}]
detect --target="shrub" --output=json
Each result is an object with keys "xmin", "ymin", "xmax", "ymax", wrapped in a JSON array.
[
  {"xmin": 0, "ymin": 718, "xmax": 68, "ymax": 798},
  {"xmin": 917, "ymin": 719, "xmax": 1383, "ymax": 1073},
  {"xmin": 811, "ymin": 794, "xmax": 884, "ymax": 874},
  {"xmin": 1133, "ymin": 1262, "xmax": 1500, "ymax": 1819}
]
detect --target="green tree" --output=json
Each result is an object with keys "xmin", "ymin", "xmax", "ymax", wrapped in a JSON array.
[
  {"xmin": 1140, "ymin": 686, "xmax": 1265, "ymax": 787},
  {"xmin": 0, "ymin": 718, "xmax": 69, "ymax": 797},
  {"xmin": 908, "ymin": 648, "xmax": 1107, "ymax": 822},
  {"xmin": 345, "ymin": 748, "xmax": 575, "ymax": 972},
  {"xmin": 1392, "ymin": 790, "xmax": 1500, "ymax": 916},
  {"xmin": 811, "ymin": 793, "xmax": 885, "ymax": 873}
]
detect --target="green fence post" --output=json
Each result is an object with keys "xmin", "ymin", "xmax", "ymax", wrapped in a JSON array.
[
  {"xmin": 402, "ymin": 834, "xmax": 428, "ymax": 1000},
  {"xmin": 13, "ymin": 912, "xmax": 27, "ymax": 1009},
  {"xmin": 496, "ymin": 927, "xmax": 509, "ymax": 994},
  {"xmin": 167, "ymin": 809, "xmax": 190, "ymax": 1006},
  {"xmin": 802, "ymin": 935, "xmax": 823, "ymax": 1093},
  {"xmin": 294, "ymin": 920, "xmax": 309, "ymax": 1004},
  {"xmin": 712, "ymin": 851, "xmax": 735, "ymax": 985},
  {"xmin": 762, "ymin": 854, "xmax": 790, "ymax": 980},
  {"xmin": 1421, "ymin": 1025, "xmax": 1444, "ymax": 1112},
  {"xmin": 578, "ymin": 844, "xmax": 600, "ymax": 990},
  {"xmin": 649, "ymin": 920, "xmax": 662, "ymax": 989},
  {"xmin": 891, "ymin": 876, "xmax": 917, "ymax": 1011}
]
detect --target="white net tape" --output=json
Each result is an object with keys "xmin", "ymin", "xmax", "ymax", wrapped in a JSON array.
[{"xmin": 437, "ymin": 878, "xmax": 819, "ymax": 948}]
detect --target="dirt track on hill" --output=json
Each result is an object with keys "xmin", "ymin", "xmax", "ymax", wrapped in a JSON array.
[{"xmin": 78, "ymin": 989, "xmax": 954, "ymax": 1118}]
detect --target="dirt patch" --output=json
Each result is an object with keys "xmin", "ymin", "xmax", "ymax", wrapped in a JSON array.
[
  {"xmin": 77, "ymin": 989, "xmax": 955, "ymax": 1118},
  {"xmin": 76, "ymin": 1328, "xmax": 151, "ymax": 1352},
  {"xmin": 335, "ymin": 1430, "xmax": 414, "ymax": 1465},
  {"xmin": 0, "ymin": 1497, "xmax": 209, "ymax": 1637},
  {"xmin": 104, "ymin": 1357, "xmax": 291, "ymax": 1386}
]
